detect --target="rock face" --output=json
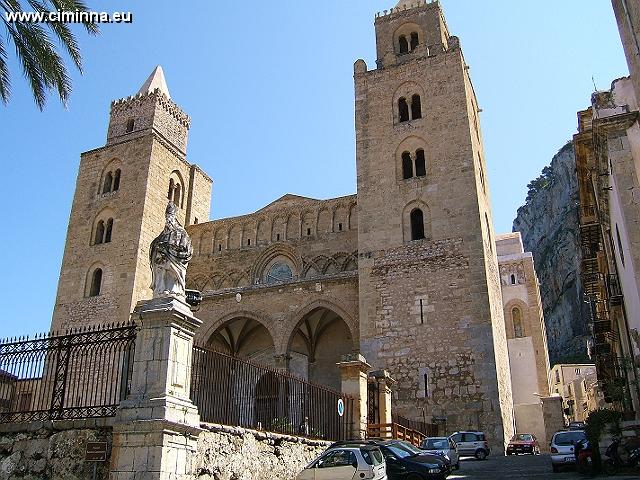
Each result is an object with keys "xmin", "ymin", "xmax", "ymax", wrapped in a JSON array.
[
  {"xmin": 0, "ymin": 426, "xmax": 111, "ymax": 480},
  {"xmin": 195, "ymin": 424, "xmax": 329, "ymax": 480},
  {"xmin": 513, "ymin": 142, "xmax": 590, "ymax": 365}
]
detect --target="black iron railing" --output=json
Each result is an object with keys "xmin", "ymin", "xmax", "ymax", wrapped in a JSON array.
[
  {"xmin": 0, "ymin": 323, "xmax": 136, "ymax": 423},
  {"xmin": 191, "ymin": 345, "xmax": 354, "ymax": 441},
  {"xmin": 392, "ymin": 413, "xmax": 438, "ymax": 437}
]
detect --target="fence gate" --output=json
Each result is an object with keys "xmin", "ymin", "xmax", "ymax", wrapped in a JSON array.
[{"xmin": 191, "ymin": 345, "xmax": 354, "ymax": 441}]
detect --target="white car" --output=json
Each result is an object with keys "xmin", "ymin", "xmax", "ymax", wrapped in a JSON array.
[
  {"xmin": 550, "ymin": 429, "xmax": 586, "ymax": 473},
  {"xmin": 421, "ymin": 436, "xmax": 460, "ymax": 470},
  {"xmin": 296, "ymin": 442, "xmax": 387, "ymax": 480}
]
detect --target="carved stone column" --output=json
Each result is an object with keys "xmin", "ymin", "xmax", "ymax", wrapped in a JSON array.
[
  {"xmin": 369, "ymin": 369, "xmax": 395, "ymax": 425},
  {"xmin": 110, "ymin": 297, "xmax": 202, "ymax": 480},
  {"xmin": 337, "ymin": 353, "xmax": 370, "ymax": 439}
]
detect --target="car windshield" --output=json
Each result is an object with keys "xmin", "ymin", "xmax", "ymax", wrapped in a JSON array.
[
  {"xmin": 554, "ymin": 431, "xmax": 586, "ymax": 446},
  {"xmin": 385, "ymin": 445, "xmax": 414, "ymax": 459},
  {"xmin": 394, "ymin": 441, "xmax": 423, "ymax": 455},
  {"xmin": 513, "ymin": 434, "xmax": 533, "ymax": 442},
  {"xmin": 424, "ymin": 439, "xmax": 449, "ymax": 450}
]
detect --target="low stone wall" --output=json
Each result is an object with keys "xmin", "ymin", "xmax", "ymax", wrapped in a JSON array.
[
  {"xmin": 0, "ymin": 419, "xmax": 112, "ymax": 480},
  {"xmin": 195, "ymin": 423, "xmax": 331, "ymax": 480}
]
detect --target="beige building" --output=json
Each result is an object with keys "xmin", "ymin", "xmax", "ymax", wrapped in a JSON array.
[
  {"xmin": 50, "ymin": 1, "xmax": 515, "ymax": 449},
  {"xmin": 496, "ymin": 233, "xmax": 555, "ymax": 445},
  {"xmin": 574, "ymin": 75, "xmax": 640, "ymax": 418},
  {"xmin": 550, "ymin": 364, "xmax": 598, "ymax": 422}
]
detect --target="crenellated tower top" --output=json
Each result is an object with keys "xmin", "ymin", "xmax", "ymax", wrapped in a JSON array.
[{"xmin": 107, "ymin": 66, "xmax": 191, "ymax": 156}]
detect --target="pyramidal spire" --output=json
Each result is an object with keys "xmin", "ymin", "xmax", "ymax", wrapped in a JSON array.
[{"xmin": 137, "ymin": 65, "xmax": 170, "ymax": 99}]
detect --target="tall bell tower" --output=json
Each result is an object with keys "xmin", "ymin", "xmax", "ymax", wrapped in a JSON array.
[
  {"xmin": 355, "ymin": 1, "xmax": 514, "ymax": 449},
  {"xmin": 51, "ymin": 66, "xmax": 212, "ymax": 331}
]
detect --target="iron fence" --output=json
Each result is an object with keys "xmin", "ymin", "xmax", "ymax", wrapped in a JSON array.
[
  {"xmin": 392, "ymin": 413, "xmax": 438, "ymax": 437},
  {"xmin": 0, "ymin": 323, "xmax": 136, "ymax": 423},
  {"xmin": 191, "ymin": 345, "xmax": 354, "ymax": 441}
]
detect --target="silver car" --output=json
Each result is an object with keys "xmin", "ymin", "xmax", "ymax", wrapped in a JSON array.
[
  {"xmin": 296, "ymin": 443, "xmax": 387, "ymax": 480},
  {"xmin": 421, "ymin": 436, "xmax": 460, "ymax": 470},
  {"xmin": 550, "ymin": 430, "xmax": 586, "ymax": 473}
]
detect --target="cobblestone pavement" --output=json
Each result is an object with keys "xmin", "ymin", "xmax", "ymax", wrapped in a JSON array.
[{"xmin": 447, "ymin": 454, "xmax": 639, "ymax": 479}]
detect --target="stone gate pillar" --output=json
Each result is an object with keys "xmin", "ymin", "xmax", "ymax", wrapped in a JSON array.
[
  {"xmin": 369, "ymin": 370, "xmax": 395, "ymax": 425},
  {"xmin": 337, "ymin": 353, "xmax": 370, "ymax": 439},
  {"xmin": 110, "ymin": 297, "xmax": 202, "ymax": 480}
]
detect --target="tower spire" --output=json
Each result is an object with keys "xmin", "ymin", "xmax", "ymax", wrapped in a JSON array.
[{"xmin": 137, "ymin": 65, "xmax": 170, "ymax": 98}]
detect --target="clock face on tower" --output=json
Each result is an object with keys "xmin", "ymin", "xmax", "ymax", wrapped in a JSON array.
[{"xmin": 266, "ymin": 262, "xmax": 293, "ymax": 285}]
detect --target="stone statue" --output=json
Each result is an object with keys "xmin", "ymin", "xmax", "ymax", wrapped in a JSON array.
[{"xmin": 150, "ymin": 202, "xmax": 193, "ymax": 299}]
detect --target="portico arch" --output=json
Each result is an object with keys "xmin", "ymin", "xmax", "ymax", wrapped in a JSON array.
[
  {"xmin": 197, "ymin": 310, "xmax": 278, "ymax": 367},
  {"xmin": 283, "ymin": 300, "xmax": 358, "ymax": 391}
]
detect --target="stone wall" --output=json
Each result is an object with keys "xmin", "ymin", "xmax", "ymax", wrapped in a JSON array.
[
  {"xmin": 196, "ymin": 424, "xmax": 327, "ymax": 480},
  {"xmin": 0, "ymin": 420, "xmax": 329, "ymax": 480},
  {"xmin": 0, "ymin": 420, "xmax": 112, "ymax": 480},
  {"xmin": 513, "ymin": 142, "xmax": 590, "ymax": 364}
]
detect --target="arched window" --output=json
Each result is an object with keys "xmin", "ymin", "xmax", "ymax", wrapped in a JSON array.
[
  {"xmin": 398, "ymin": 97, "xmax": 409, "ymax": 122},
  {"xmin": 402, "ymin": 152, "xmax": 413, "ymax": 179},
  {"xmin": 512, "ymin": 308, "xmax": 524, "ymax": 338},
  {"xmin": 415, "ymin": 149, "xmax": 426, "ymax": 177},
  {"xmin": 94, "ymin": 220, "xmax": 105, "ymax": 245},
  {"xmin": 104, "ymin": 218, "xmax": 113, "ymax": 243},
  {"xmin": 113, "ymin": 169, "xmax": 121, "ymax": 191},
  {"xmin": 399, "ymin": 35, "xmax": 409, "ymax": 54},
  {"xmin": 410, "ymin": 32, "xmax": 419, "ymax": 50},
  {"xmin": 102, "ymin": 172, "xmax": 113, "ymax": 194},
  {"xmin": 173, "ymin": 183, "xmax": 182, "ymax": 207},
  {"xmin": 510, "ymin": 274, "xmax": 516, "ymax": 285},
  {"xmin": 167, "ymin": 178, "xmax": 175, "ymax": 200},
  {"xmin": 411, "ymin": 94, "xmax": 422, "ymax": 120},
  {"xmin": 125, "ymin": 119, "xmax": 134, "ymax": 133},
  {"xmin": 410, "ymin": 209, "xmax": 425, "ymax": 241},
  {"xmin": 89, "ymin": 268, "xmax": 102, "ymax": 297}
]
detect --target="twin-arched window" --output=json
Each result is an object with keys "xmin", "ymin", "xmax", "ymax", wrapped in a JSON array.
[
  {"xmin": 398, "ymin": 95, "xmax": 422, "ymax": 122},
  {"xmin": 168, "ymin": 175, "xmax": 184, "ymax": 208},
  {"xmin": 398, "ymin": 31, "xmax": 420, "ymax": 54},
  {"xmin": 402, "ymin": 149, "xmax": 426, "ymax": 180},
  {"xmin": 94, "ymin": 218, "xmax": 113, "ymax": 245},
  {"xmin": 101, "ymin": 169, "xmax": 121, "ymax": 194}
]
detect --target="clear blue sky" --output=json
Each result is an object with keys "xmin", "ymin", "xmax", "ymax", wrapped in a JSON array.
[{"xmin": 0, "ymin": 1, "xmax": 628, "ymax": 337}]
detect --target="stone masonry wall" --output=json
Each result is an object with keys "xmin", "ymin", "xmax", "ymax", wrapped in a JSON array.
[
  {"xmin": 195, "ymin": 424, "xmax": 328, "ymax": 480},
  {"xmin": 0, "ymin": 420, "xmax": 112, "ymax": 480}
]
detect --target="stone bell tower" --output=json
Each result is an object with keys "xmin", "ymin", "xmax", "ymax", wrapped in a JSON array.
[
  {"xmin": 354, "ymin": 0, "xmax": 514, "ymax": 449},
  {"xmin": 51, "ymin": 66, "xmax": 212, "ymax": 332}
]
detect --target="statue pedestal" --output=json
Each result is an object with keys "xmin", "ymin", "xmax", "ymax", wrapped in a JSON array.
[{"xmin": 110, "ymin": 297, "xmax": 202, "ymax": 480}]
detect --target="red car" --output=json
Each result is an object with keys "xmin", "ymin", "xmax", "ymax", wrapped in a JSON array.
[{"xmin": 506, "ymin": 433, "xmax": 540, "ymax": 455}]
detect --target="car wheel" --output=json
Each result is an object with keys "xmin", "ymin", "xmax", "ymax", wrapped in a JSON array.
[
  {"xmin": 506, "ymin": 451, "xmax": 512, "ymax": 456},
  {"xmin": 475, "ymin": 449, "xmax": 487, "ymax": 460}
]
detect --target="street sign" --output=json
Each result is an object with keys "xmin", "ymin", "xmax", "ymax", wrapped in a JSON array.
[
  {"xmin": 85, "ymin": 442, "xmax": 107, "ymax": 462},
  {"xmin": 337, "ymin": 398, "xmax": 345, "ymax": 417}
]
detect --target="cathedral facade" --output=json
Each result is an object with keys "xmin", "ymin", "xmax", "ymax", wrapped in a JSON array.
[{"xmin": 51, "ymin": 1, "xmax": 516, "ymax": 449}]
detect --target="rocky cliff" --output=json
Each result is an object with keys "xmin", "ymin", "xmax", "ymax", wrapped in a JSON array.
[{"xmin": 513, "ymin": 142, "xmax": 590, "ymax": 365}]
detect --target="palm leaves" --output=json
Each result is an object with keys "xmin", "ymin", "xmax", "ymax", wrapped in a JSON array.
[{"xmin": 1, "ymin": 0, "xmax": 98, "ymax": 109}]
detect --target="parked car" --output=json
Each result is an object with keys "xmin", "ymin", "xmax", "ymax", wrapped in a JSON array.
[
  {"xmin": 549, "ymin": 429, "xmax": 587, "ymax": 473},
  {"xmin": 295, "ymin": 442, "xmax": 387, "ymax": 480},
  {"xmin": 506, "ymin": 433, "xmax": 540, "ymax": 455},
  {"xmin": 449, "ymin": 431, "xmax": 490, "ymax": 460},
  {"xmin": 375, "ymin": 440, "xmax": 451, "ymax": 480},
  {"xmin": 421, "ymin": 437, "xmax": 460, "ymax": 470},
  {"xmin": 568, "ymin": 421, "xmax": 586, "ymax": 430}
]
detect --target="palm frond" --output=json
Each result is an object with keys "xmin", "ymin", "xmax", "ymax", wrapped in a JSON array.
[{"xmin": 0, "ymin": 41, "xmax": 11, "ymax": 104}]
